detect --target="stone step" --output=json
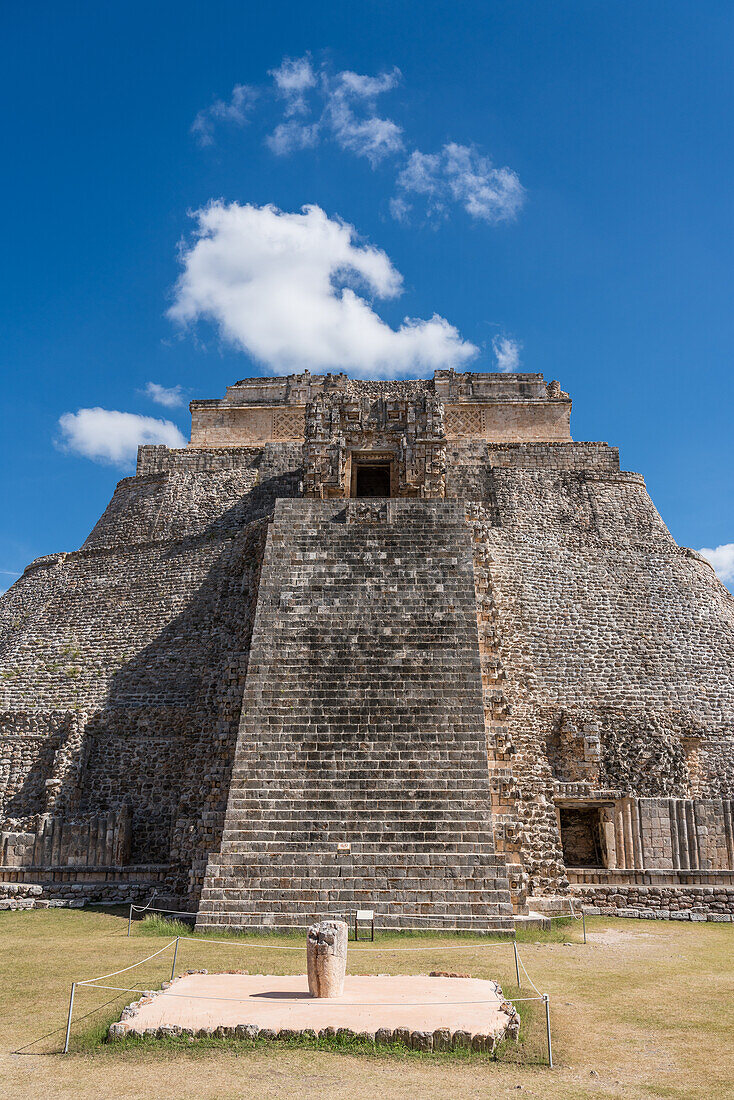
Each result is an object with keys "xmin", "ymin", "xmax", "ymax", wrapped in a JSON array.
[
  {"xmin": 206, "ymin": 849, "xmax": 508, "ymax": 864},
  {"xmin": 221, "ymin": 805, "xmax": 493, "ymax": 818},
  {"xmin": 197, "ymin": 499, "xmax": 512, "ymax": 931},
  {"xmin": 200, "ymin": 884, "xmax": 512, "ymax": 902},
  {"xmin": 198, "ymin": 886, "xmax": 514, "ymax": 906}
]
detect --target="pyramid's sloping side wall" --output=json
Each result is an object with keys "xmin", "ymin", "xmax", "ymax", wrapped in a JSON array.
[
  {"xmin": 467, "ymin": 459, "xmax": 734, "ymax": 899},
  {"xmin": 0, "ymin": 445, "xmax": 301, "ymax": 900}
]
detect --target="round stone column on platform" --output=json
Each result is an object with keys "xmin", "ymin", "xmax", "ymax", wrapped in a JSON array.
[{"xmin": 306, "ymin": 919, "xmax": 348, "ymax": 998}]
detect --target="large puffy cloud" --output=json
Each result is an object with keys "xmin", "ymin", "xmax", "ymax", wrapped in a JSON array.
[
  {"xmin": 168, "ymin": 202, "xmax": 477, "ymax": 378},
  {"xmin": 57, "ymin": 409, "xmax": 186, "ymax": 467},
  {"xmin": 698, "ymin": 543, "xmax": 734, "ymax": 584}
]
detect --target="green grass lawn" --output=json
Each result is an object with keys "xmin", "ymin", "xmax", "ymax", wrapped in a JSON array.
[{"xmin": 1, "ymin": 906, "xmax": 732, "ymax": 1099}]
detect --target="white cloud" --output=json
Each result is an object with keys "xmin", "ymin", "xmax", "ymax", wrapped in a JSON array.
[
  {"xmin": 336, "ymin": 69, "xmax": 401, "ymax": 100},
  {"xmin": 262, "ymin": 58, "xmax": 403, "ymax": 166},
  {"xmin": 388, "ymin": 195, "xmax": 412, "ymax": 223},
  {"xmin": 444, "ymin": 143, "xmax": 525, "ymax": 222},
  {"xmin": 57, "ymin": 409, "xmax": 186, "ymax": 467},
  {"xmin": 698, "ymin": 544, "xmax": 734, "ymax": 583},
  {"xmin": 266, "ymin": 119, "xmax": 320, "ymax": 155},
  {"xmin": 191, "ymin": 83, "xmax": 257, "ymax": 146},
  {"xmin": 492, "ymin": 334, "xmax": 522, "ymax": 372},
  {"xmin": 269, "ymin": 56, "xmax": 316, "ymax": 115},
  {"xmin": 398, "ymin": 150, "xmax": 441, "ymax": 195},
  {"xmin": 396, "ymin": 143, "xmax": 524, "ymax": 224},
  {"xmin": 168, "ymin": 201, "xmax": 477, "ymax": 378},
  {"xmin": 323, "ymin": 66, "xmax": 403, "ymax": 165},
  {"xmin": 329, "ymin": 107, "xmax": 404, "ymax": 164},
  {"xmin": 143, "ymin": 382, "xmax": 186, "ymax": 408},
  {"xmin": 192, "ymin": 59, "xmax": 525, "ymax": 226}
]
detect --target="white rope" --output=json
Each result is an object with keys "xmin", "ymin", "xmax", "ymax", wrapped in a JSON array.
[
  {"xmin": 133, "ymin": 893, "xmax": 157, "ymax": 914},
  {"xmin": 333, "ymin": 941, "xmax": 513, "ymax": 953},
  {"xmin": 179, "ymin": 935, "xmax": 305, "ymax": 951},
  {"xmin": 176, "ymin": 937, "xmax": 517, "ymax": 954},
  {"xmin": 131, "ymin": 905, "xmax": 196, "ymax": 917},
  {"xmin": 132, "ymin": 906, "xmax": 506, "ymax": 925},
  {"xmin": 77, "ymin": 940, "xmax": 178, "ymax": 985},
  {"xmin": 80, "ymin": 983, "xmax": 540, "ymax": 1007},
  {"xmin": 516, "ymin": 950, "xmax": 543, "ymax": 999}
]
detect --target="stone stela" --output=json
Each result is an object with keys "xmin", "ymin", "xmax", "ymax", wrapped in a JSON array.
[
  {"xmin": 306, "ymin": 919, "xmax": 348, "ymax": 998},
  {"xmin": 0, "ymin": 369, "xmax": 732, "ymax": 926}
]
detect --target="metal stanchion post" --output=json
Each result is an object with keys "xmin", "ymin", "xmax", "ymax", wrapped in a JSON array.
[
  {"xmin": 544, "ymin": 993, "xmax": 553, "ymax": 1068},
  {"xmin": 127, "ymin": 903, "xmax": 133, "ymax": 937},
  {"xmin": 582, "ymin": 909, "xmax": 586, "ymax": 944},
  {"xmin": 513, "ymin": 940, "xmax": 521, "ymax": 988},
  {"xmin": 63, "ymin": 983, "xmax": 77, "ymax": 1054},
  {"xmin": 171, "ymin": 937, "xmax": 179, "ymax": 981}
]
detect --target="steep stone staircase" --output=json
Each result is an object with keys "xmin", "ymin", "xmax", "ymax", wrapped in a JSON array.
[{"xmin": 196, "ymin": 498, "xmax": 513, "ymax": 932}]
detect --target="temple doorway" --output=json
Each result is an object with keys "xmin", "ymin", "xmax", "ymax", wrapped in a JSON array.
[{"xmin": 354, "ymin": 463, "xmax": 391, "ymax": 497}]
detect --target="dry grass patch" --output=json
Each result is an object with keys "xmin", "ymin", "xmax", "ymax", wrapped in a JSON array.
[{"xmin": 0, "ymin": 906, "xmax": 732, "ymax": 1099}]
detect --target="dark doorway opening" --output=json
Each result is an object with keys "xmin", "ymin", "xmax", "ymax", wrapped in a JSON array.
[
  {"xmin": 559, "ymin": 807, "xmax": 604, "ymax": 867},
  {"xmin": 355, "ymin": 464, "xmax": 391, "ymax": 497}
]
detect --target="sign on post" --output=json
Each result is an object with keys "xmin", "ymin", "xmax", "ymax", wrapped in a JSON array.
[{"xmin": 355, "ymin": 909, "xmax": 375, "ymax": 941}]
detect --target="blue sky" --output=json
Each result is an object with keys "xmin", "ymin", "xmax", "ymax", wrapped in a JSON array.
[{"xmin": 2, "ymin": 1, "xmax": 733, "ymax": 589}]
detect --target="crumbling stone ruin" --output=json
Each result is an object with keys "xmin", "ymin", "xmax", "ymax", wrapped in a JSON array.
[{"xmin": 1, "ymin": 370, "xmax": 732, "ymax": 925}]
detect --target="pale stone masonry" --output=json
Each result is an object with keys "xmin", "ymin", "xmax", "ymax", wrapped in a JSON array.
[{"xmin": 0, "ymin": 370, "xmax": 732, "ymax": 923}]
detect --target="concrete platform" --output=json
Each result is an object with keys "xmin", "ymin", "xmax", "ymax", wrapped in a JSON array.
[
  {"xmin": 111, "ymin": 972, "xmax": 520, "ymax": 1049},
  {"xmin": 514, "ymin": 913, "xmax": 552, "ymax": 931}
]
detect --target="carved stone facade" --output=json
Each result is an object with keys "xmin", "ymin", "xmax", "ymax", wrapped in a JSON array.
[
  {"xmin": 1, "ymin": 370, "xmax": 732, "ymax": 923},
  {"xmin": 302, "ymin": 389, "xmax": 446, "ymax": 499}
]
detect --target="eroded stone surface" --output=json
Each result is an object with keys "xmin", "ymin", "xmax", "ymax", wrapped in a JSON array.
[{"xmin": 307, "ymin": 920, "xmax": 348, "ymax": 998}]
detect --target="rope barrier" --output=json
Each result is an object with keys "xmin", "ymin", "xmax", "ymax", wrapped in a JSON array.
[
  {"xmin": 175, "ymin": 933, "xmax": 515, "ymax": 953},
  {"xmin": 179, "ymin": 935, "xmax": 306, "ymax": 951},
  {"xmin": 77, "ymin": 982, "xmax": 544, "ymax": 1008},
  {"xmin": 77, "ymin": 940, "xmax": 179, "ymax": 985},
  {"xmin": 129, "ymin": 902, "xmax": 510, "ymax": 926},
  {"xmin": 63, "ymin": 934, "xmax": 552, "ymax": 1064},
  {"xmin": 516, "ymin": 952, "xmax": 543, "ymax": 999},
  {"xmin": 67, "ymin": 924, "xmax": 556, "ymax": 1060},
  {"xmin": 130, "ymin": 905, "xmax": 196, "ymax": 917},
  {"xmin": 346, "ymin": 941, "xmax": 514, "ymax": 952}
]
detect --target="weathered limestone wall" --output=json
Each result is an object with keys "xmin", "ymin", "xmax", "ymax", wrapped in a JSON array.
[
  {"xmin": 0, "ymin": 442, "xmax": 302, "ymax": 903},
  {"xmin": 467, "ymin": 453, "xmax": 734, "ymax": 902}
]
